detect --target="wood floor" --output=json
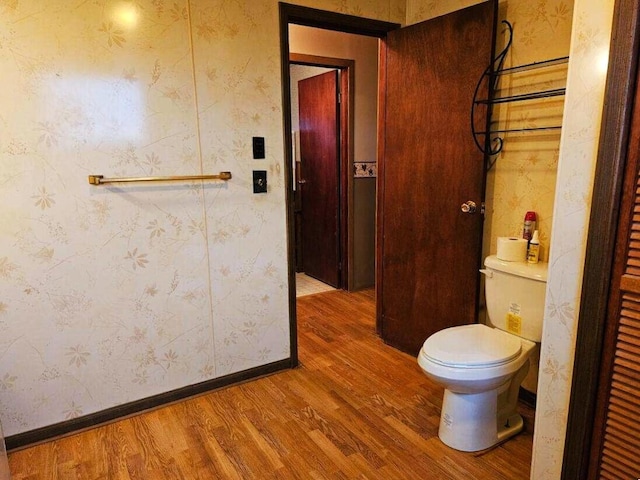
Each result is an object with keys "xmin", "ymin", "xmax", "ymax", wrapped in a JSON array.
[{"xmin": 7, "ymin": 289, "xmax": 534, "ymax": 479}]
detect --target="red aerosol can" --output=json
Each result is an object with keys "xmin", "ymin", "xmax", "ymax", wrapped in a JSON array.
[{"xmin": 523, "ymin": 211, "xmax": 537, "ymax": 242}]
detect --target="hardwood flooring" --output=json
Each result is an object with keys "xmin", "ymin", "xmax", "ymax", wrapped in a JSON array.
[{"xmin": 7, "ymin": 289, "xmax": 534, "ymax": 479}]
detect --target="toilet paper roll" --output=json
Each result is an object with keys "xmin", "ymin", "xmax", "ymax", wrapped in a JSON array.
[{"xmin": 496, "ymin": 237, "xmax": 528, "ymax": 262}]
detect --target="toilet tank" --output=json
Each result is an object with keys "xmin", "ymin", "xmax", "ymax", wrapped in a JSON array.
[{"xmin": 482, "ymin": 255, "xmax": 548, "ymax": 342}]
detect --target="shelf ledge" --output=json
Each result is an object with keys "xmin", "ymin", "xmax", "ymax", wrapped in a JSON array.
[{"xmin": 475, "ymin": 88, "xmax": 566, "ymax": 105}]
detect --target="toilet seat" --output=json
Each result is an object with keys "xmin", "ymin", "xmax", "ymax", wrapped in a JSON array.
[{"xmin": 421, "ymin": 324, "xmax": 522, "ymax": 368}]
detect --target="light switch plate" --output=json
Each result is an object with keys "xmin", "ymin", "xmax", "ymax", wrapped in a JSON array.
[{"xmin": 253, "ymin": 170, "xmax": 267, "ymax": 193}]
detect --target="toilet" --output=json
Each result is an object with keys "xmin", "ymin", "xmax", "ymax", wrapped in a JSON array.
[{"xmin": 417, "ymin": 255, "xmax": 547, "ymax": 452}]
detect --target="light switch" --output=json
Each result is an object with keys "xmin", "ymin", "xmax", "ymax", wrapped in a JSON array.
[{"xmin": 253, "ymin": 170, "xmax": 267, "ymax": 193}]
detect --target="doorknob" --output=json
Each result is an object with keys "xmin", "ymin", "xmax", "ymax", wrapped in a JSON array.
[{"xmin": 461, "ymin": 201, "xmax": 477, "ymax": 214}]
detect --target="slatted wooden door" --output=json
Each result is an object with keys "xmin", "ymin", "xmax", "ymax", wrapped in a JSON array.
[
  {"xmin": 598, "ymin": 277, "xmax": 640, "ymax": 478},
  {"xmin": 590, "ymin": 63, "xmax": 640, "ymax": 479}
]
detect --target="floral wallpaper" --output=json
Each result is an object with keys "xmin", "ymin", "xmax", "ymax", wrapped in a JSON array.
[
  {"xmin": 406, "ymin": 0, "xmax": 484, "ymax": 23},
  {"xmin": 482, "ymin": 1, "xmax": 574, "ymax": 397},
  {"xmin": 484, "ymin": 1, "xmax": 574, "ymax": 263},
  {"xmin": 1, "ymin": 0, "xmax": 212, "ymax": 434},
  {"xmin": 0, "ymin": 0, "xmax": 404, "ymax": 438},
  {"xmin": 354, "ymin": 162, "xmax": 377, "ymax": 177},
  {"xmin": 531, "ymin": 0, "xmax": 614, "ymax": 477},
  {"xmin": 1, "ymin": 1, "xmax": 615, "ymax": 476}
]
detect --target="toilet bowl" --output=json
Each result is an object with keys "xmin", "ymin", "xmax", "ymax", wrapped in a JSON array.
[
  {"xmin": 417, "ymin": 255, "xmax": 547, "ymax": 452},
  {"xmin": 418, "ymin": 324, "xmax": 535, "ymax": 451}
]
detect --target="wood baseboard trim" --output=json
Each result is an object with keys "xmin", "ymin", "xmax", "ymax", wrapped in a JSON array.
[
  {"xmin": 5, "ymin": 358, "xmax": 292, "ymax": 452},
  {"xmin": 519, "ymin": 387, "xmax": 537, "ymax": 409}
]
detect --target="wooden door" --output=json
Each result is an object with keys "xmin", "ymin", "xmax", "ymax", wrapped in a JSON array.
[
  {"xmin": 298, "ymin": 70, "xmax": 341, "ymax": 287},
  {"xmin": 378, "ymin": 1, "xmax": 496, "ymax": 355},
  {"xmin": 587, "ymin": 62, "xmax": 640, "ymax": 479}
]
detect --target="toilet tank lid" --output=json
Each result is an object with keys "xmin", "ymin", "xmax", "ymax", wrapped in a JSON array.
[{"xmin": 484, "ymin": 255, "xmax": 547, "ymax": 282}]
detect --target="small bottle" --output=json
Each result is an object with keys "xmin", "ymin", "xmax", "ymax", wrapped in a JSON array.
[
  {"xmin": 523, "ymin": 211, "xmax": 537, "ymax": 242},
  {"xmin": 528, "ymin": 230, "xmax": 540, "ymax": 264}
]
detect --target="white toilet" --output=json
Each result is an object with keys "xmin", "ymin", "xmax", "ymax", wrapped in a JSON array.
[{"xmin": 417, "ymin": 255, "xmax": 547, "ymax": 452}]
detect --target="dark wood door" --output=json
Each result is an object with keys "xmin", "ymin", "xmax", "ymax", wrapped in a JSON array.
[
  {"xmin": 298, "ymin": 70, "xmax": 340, "ymax": 287},
  {"xmin": 378, "ymin": 1, "xmax": 496, "ymax": 355}
]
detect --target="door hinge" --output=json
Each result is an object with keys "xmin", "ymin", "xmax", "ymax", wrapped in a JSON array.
[
  {"xmin": 481, "ymin": 202, "xmax": 486, "ymax": 215},
  {"xmin": 338, "ymin": 92, "xmax": 342, "ymax": 104}
]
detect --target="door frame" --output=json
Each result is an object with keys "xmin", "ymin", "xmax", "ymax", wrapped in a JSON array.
[
  {"xmin": 279, "ymin": 2, "xmax": 399, "ymax": 367},
  {"xmin": 561, "ymin": 0, "xmax": 640, "ymax": 477},
  {"xmin": 290, "ymin": 54, "xmax": 354, "ymax": 289}
]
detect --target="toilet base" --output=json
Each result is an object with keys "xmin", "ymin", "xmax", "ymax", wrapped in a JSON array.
[
  {"xmin": 498, "ymin": 412, "xmax": 524, "ymax": 443},
  {"xmin": 438, "ymin": 388, "xmax": 524, "ymax": 452}
]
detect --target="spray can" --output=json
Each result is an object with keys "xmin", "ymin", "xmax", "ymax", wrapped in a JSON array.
[{"xmin": 523, "ymin": 211, "xmax": 536, "ymax": 242}]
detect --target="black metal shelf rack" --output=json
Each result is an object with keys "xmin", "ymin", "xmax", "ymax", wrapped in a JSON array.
[{"xmin": 471, "ymin": 20, "xmax": 569, "ymax": 161}]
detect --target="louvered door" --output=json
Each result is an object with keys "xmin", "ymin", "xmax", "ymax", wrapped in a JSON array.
[
  {"xmin": 598, "ymin": 285, "xmax": 640, "ymax": 478},
  {"xmin": 591, "ymin": 69, "xmax": 640, "ymax": 478}
]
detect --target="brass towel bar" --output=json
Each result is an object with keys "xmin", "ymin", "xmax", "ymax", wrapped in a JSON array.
[{"xmin": 88, "ymin": 172, "xmax": 232, "ymax": 185}]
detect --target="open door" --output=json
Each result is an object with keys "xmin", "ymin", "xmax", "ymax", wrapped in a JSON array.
[
  {"xmin": 298, "ymin": 70, "xmax": 341, "ymax": 287},
  {"xmin": 378, "ymin": 1, "xmax": 497, "ymax": 354}
]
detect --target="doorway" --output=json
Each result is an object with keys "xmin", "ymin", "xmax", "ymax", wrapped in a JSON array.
[
  {"xmin": 280, "ymin": 0, "xmax": 494, "ymax": 359},
  {"xmin": 279, "ymin": 3, "xmax": 397, "ymax": 365},
  {"xmin": 288, "ymin": 28, "xmax": 379, "ymax": 295}
]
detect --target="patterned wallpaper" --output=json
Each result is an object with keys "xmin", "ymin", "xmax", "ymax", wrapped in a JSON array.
[
  {"xmin": 484, "ymin": 1, "xmax": 573, "ymax": 263},
  {"xmin": 406, "ymin": 0, "xmax": 484, "ymax": 23},
  {"xmin": 0, "ymin": 1, "xmax": 615, "ymax": 476},
  {"xmin": 0, "ymin": 0, "xmax": 404, "ymax": 437},
  {"xmin": 531, "ymin": 0, "xmax": 614, "ymax": 477}
]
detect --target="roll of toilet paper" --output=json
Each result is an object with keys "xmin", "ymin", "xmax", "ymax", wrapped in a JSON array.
[{"xmin": 496, "ymin": 237, "xmax": 528, "ymax": 262}]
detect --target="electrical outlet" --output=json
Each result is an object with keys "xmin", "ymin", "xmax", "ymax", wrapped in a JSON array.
[
  {"xmin": 253, "ymin": 170, "xmax": 267, "ymax": 193},
  {"xmin": 252, "ymin": 137, "xmax": 265, "ymax": 159}
]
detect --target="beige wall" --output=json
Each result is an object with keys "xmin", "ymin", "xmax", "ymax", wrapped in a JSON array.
[
  {"xmin": 406, "ymin": 0, "xmax": 485, "ymax": 23},
  {"xmin": 484, "ymin": 0, "xmax": 572, "ymax": 262},
  {"xmin": 531, "ymin": 0, "xmax": 614, "ymax": 477},
  {"xmin": 0, "ymin": 0, "xmax": 618, "ymax": 476},
  {"xmin": 290, "ymin": 26, "xmax": 380, "ymax": 164},
  {"xmin": 0, "ymin": 0, "xmax": 404, "ymax": 437},
  {"xmin": 485, "ymin": 0, "xmax": 573, "ymax": 397}
]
